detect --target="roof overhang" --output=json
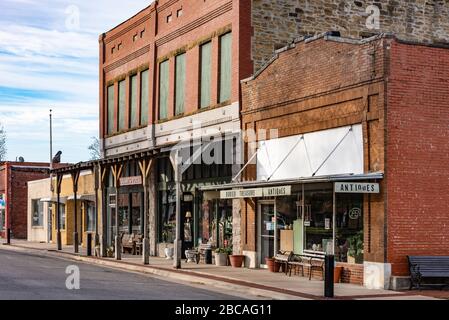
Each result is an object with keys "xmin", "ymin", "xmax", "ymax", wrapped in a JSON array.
[{"xmin": 199, "ymin": 172, "xmax": 384, "ymax": 191}]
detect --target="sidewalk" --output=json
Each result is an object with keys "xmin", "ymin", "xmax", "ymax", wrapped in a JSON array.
[{"xmin": 0, "ymin": 239, "xmax": 442, "ymax": 300}]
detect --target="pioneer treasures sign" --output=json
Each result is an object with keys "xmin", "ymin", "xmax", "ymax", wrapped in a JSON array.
[
  {"xmin": 220, "ymin": 186, "xmax": 291, "ymax": 199},
  {"xmin": 334, "ymin": 182, "xmax": 379, "ymax": 193}
]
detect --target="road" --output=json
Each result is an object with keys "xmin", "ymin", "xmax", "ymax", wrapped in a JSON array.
[{"xmin": 0, "ymin": 249, "xmax": 244, "ymax": 300}]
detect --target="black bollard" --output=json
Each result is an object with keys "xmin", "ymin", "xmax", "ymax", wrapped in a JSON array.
[
  {"xmin": 324, "ymin": 254, "xmax": 334, "ymax": 298},
  {"xmin": 87, "ymin": 233, "xmax": 92, "ymax": 256},
  {"xmin": 6, "ymin": 228, "xmax": 11, "ymax": 245}
]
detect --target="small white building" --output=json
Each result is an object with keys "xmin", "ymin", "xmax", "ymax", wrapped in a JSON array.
[{"xmin": 27, "ymin": 178, "xmax": 51, "ymax": 243}]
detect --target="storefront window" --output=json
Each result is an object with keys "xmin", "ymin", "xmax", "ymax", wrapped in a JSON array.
[
  {"xmin": 335, "ymin": 193, "xmax": 363, "ymax": 263},
  {"xmin": 59, "ymin": 204, "xmax": 66, "ymax": 230},
  {"xmin": 32, "ymin": 199, "xmax": 44, "ymax": 227},
  {"xmin": 86, "ymin": 202, "xmax": 95, "ymax": 232},
  {"xmin": 131, "ymin": 192, "xmax": 141, "ymax": 234},
  {"xmin": 0, "ymin": 208, "xmax": 5, "ymax": 231},
  {"xmin": 199, "ymin": 199, "xmax": 232, "ymax": 248},
  {"xmin": 304, "ymin": 184, "xmax": 333, "ymax": 253},
  {"xmin": 159, "ymin": 189, "xmax": 176, "ymax": 243},
  {"xmin": 118, "ymin": 194, "xmax": 129, "ymax": 234}
]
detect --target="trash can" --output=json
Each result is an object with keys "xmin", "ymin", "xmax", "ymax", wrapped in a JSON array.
[{"xmin": 204, "ymin": 248, "xmax": 212, "ymax": 264}]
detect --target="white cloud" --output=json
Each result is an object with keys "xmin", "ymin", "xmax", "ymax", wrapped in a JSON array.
[{"xmin": 0, "ymin": 0, "xmax": 152, "ymax": 163}]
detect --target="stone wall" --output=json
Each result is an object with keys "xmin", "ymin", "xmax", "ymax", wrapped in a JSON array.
[{"xmin": 252, "ymin": 0, "xmax": 449, "ymax": 72}]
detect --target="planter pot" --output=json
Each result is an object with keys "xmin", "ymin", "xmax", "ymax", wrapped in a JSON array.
[
  {"xmin": 215, "ymin": 253, "xmax": 228, "ymax": 266},
  {"xmin": 185, "ymin": 250, "xmax": 197, "ymax": 263},
  {"xmin": 334, "ymin": 266, "xmax": 343, "ymax": 283},
  {"xmin": 164, "ymin": 247, "xmax": 174, "ymax": 260},
  {"xmin": 265, "ymin": 258, "xmax": 281, "ymax": 272},
  {"xmin": 347, "ymin": 255, "xmax": 355, "ymax": 264},
  {"xmin": 229, "ymin": 255, "xmax": 245, "ymax": 268}
]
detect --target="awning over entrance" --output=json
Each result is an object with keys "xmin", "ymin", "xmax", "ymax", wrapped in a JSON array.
[
  {"xmin": 40, "ymin": 197, "xmax": 67, "ymax": 204},
  {"xmin": 199, "ymin": 172, "xmax": 384, "ymax": 192},
  {"xmin": 67, "ymin": 194, "xmax": 96, "ymax": 201}
]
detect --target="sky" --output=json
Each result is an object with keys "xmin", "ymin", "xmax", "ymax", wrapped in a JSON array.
[{"xmin": 0, "ymin": 0, "xmax": 152, "ymax": 163}]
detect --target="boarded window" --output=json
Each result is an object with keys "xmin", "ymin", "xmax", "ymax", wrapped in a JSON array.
[
  {"xmin": 175, "ymin": 53, "xmax": 186, "ymax": 116},
  {"xmin": 118, "ymin": 80, "xmax": 126, "ymax": 131},
  {"xmin": 159, "ymin": 60, "xmax": 169, "ymax": 120},
  {"xmin": 200, "ymin": 42, "xmax": 211, "ymax": 108},
  {"xmin": 140, "ymin": 69, "xmax": 149, "ymax": 126},
  {"xmin": 107, "ymin": 85, "xmax": 114, "ymax": 134},
  {"xmin": 130, "ymin": 75, "xmax": 138, "ymax": 128},
  {"xmin": 219, "ymin": 32, "xmax": 232, "ymax": 103}
]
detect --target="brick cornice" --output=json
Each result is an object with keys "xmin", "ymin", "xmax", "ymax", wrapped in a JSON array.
[
  {"xmin": 104, "ymin": 44, "xmax": 151, "ymax": 73},
  {"xmin": 155, "ymin": 1, "xmax": 232, "ymax": 47},
  {"xmin": 105, "ymin": 14, "xmax": 151, "ymax": 45},
  {"xmin": 157, "ymin": 0, "xmax": 179, "ymax": 13}
]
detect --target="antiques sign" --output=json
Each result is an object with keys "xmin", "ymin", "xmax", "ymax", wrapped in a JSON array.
[
  {"xmin": 335, "ymin": 182, "xmax": 379, "ymax": 193},
  {"xmin": 220, "ymin": 186, "xmax": 291, "ymax": 199},
  {"xmin": 119, "ymin": 176, "xmax": 142, "ymax": 186}
]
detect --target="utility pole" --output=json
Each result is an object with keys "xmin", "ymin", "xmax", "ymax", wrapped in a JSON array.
[{"xmin": 49, "ymin": 109, "xmax": 54, "ymax": 245}]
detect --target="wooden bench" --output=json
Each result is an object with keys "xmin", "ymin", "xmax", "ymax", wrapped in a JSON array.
[
  {"xmin": 274, "ymin": 251, "xmax": 292, "ymax": 274},
  {"xmin": 287, "ymin": 251, "xmax": 326, "ymax": 280},
  {"xmin": 407, "ymin": 256, "xmax": 449, "ymax": 290},
  {"xmin": 121, "ymin": 233, "xmax": 135, "ymax": 254}
]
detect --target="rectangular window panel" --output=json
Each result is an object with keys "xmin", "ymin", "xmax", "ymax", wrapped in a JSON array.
[
  {"xmin": 159, "ymin": 60, "xmax": 169, "ymax": 120},
  {"xmin": 118, "ymin": 80, "xmax": 126, "ymax": 131},
  {"xmin": 140, "ymin": 69, "xmax": 149, "ymax": 126},
  {"xmin": 107, "ymin": 85, "xmax": 114, "ymax": 134},
  {"xmin": 32, "ymin": 199, "xmax": 43, "ymax": 227},
  {"xmin": 219, "ymin": 32, "xmax": 232, "ymax": 103},
  {"xmin": 175, "ymin": 53, "xmax": 186, "ymax": 115},
  {"xmin": 87, "ymin": 202, "xmax": 96, "ymax": 232},
  {"xmin": 200, "ymin": 42, "xmax": 212, "ymax": 108},
  {"xmin": 130, "ymin": 75, "xmax": 138, "ymax": 128}
]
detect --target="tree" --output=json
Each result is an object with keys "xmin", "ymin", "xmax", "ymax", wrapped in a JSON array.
[
  {"xmin": 88, "ymin": 136, "xmax": 100, "ymax": 160},
  {"xmin": 0, "ymin": 125, "xmax": 6, "ymax": 161}
]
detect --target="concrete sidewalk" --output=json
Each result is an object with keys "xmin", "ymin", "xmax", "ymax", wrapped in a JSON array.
[{"xmin": 0, "ymin": 239, "xmax": 441, "ymax": 300}]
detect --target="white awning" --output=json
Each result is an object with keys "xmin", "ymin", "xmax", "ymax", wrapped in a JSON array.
[
  {"xmin": 40, "ymin": 197, "xmax": 67, "ymax": 204},
  {"xmin": 66, "ymin": 194, "xmax": 96, "ymax": 201}
]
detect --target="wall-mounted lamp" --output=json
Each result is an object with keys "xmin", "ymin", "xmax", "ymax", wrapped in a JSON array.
[{"xmin": 185, "ymin": 211, "xmax": 192, "ymax": 219}]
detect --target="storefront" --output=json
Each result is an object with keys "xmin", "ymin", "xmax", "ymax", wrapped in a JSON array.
[
  {"xmin": 202, "ymin": 175, "xmax": 381, "ymax": 268},
  {"xmin": 156, "ymin": 137, "xmax": 236, "ymax": 258}
]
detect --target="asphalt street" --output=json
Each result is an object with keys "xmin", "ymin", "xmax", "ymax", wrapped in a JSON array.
[{"xmin": 0, "ymin": 249, "xmax": 243, "ymax": 300}]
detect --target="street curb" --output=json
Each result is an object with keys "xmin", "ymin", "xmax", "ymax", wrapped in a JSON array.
[{"xmin": 0, "ymin": 244, "xmax": 312, "ymax": 300}]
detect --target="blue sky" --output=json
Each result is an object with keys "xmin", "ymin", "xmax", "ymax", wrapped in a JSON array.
[{"xmin": 0, "ymin": 0, "xmax": 152, "ymax": 163}]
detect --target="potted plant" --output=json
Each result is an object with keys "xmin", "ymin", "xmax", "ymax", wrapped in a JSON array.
[
  {"xmin": 106, "ymin": 246, "xmax": 114, "ymax": 258},
  {"xmin": 265, "ymin": 257, "xmax": 281, "ymax": 272},
  {"xmin": 214, "ymin": 248, "xmax": 229, "ymax": 266},
  {"xmin": 334, "ymin": 265, "xmax": 343, "ymax": 283},
  {"xmin": 229, "ymin": 250, "xmax": 245, "ymax": 268},
  {"xmin": 347, "ymin": 231, "xmax": 364, "ymax": 264}
]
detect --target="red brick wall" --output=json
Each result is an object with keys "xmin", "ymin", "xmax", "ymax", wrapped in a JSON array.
[
  {"xmin": 100, "ymin": 0, "xmax": 252, "ymax": 137},
  {"xmin": 386, "ymin": 41, "xmax": 449, "ymax": 276},
  {"xmin": 337, "ymin": 262, "xmax": 364, "ymax": 285},
  {"xmin": 240, "ymin": 37, "xmax": 388, "ymax": 261},
  {"xmin": 0, "ymin": 163, "xmax": 54, "ymax": 239}
]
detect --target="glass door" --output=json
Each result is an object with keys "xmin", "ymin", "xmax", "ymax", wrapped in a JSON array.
[{"xmin": 259, "ymin": 201, "xmax": 275, "ymax": 267}]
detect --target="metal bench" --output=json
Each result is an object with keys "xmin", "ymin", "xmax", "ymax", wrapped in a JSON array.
[
  {"xmin": 287, "ymin": 251, "xmax": 325, "ymax": 280},
  {"xmin": 407, "ymin": 256, "xmax": 449, "ymax": 290},
  {"xmin": 274, "ymin": 251, "xmax": 292, "ymax": 274}
]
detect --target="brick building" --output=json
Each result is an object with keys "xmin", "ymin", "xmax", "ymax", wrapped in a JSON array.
[
  {"xmin": 50, "ymin": 0, "xmax": 449, "ymax": 287},
  {"xmin": 201, "ymin": 33, "xmax": 449, "ymax": 289},
  {"xmin": 0, "ymin": 162, "xmax": 58, "ymax": 239}
]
